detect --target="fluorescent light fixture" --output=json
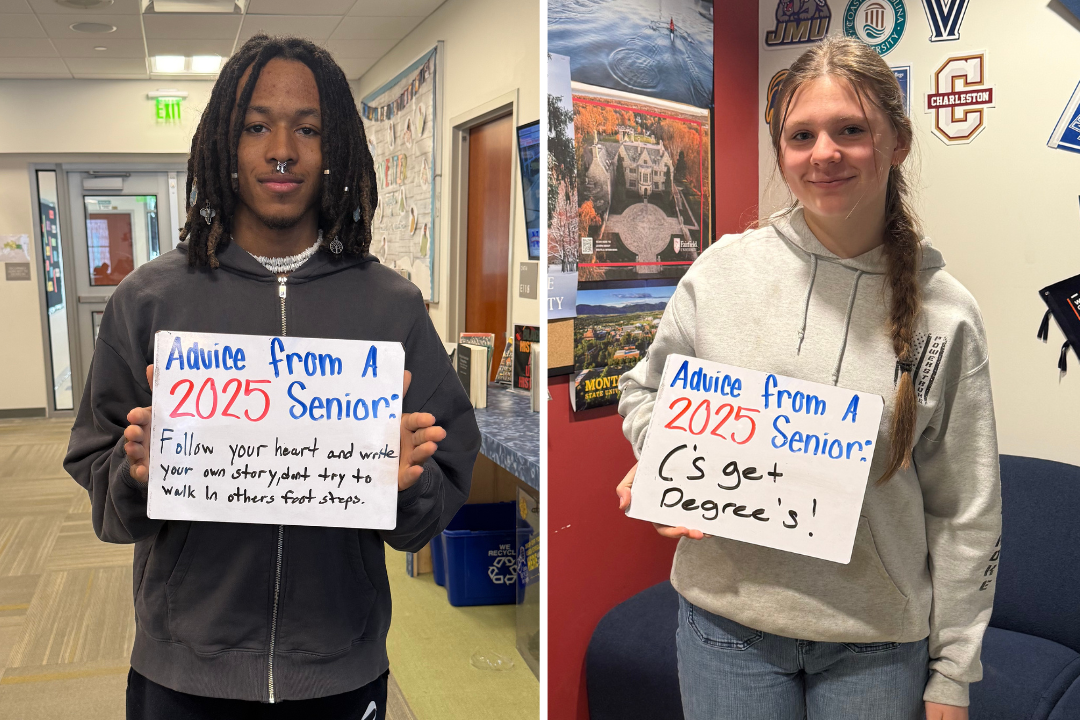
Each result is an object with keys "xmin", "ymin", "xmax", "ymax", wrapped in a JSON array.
[
  {"xmin": 191, "ymin": 55, "xmax": 222, "ymax": 73},
  {"xmin": 147, "ymin": 89, "xmax": 189, "ymax": 99},
  {"xmin": 152, "ymin": 55, "xmax": 186, "ymax": 73}
]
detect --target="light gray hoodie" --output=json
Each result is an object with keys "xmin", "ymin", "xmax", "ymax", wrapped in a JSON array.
[{"xmin": 619, "ymin": 207, "xmax": 1001, "ymax": 707}]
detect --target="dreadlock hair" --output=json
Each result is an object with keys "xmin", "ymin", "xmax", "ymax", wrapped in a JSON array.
[
  {"xmin": 767, "ymin": 35, "xmax": 921, "ymax": 484},
  {"xmin": 180, "ymin": 34, "xmax": 378, "ymax": 268}
]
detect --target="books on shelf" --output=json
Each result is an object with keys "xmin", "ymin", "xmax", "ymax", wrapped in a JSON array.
[
  {"xmin": 456, "ymin": 342, "xmax": 488, "ymax": 409},
  {"xmin": 494, "ymin": 342, "xmax": 514, "ymax": 386},
  {"xmin": 458, "ymin": 332, "xmax": 495, "ymax": 380}
]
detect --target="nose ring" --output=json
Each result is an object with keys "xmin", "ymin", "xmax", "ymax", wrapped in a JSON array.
[{"xmin": 276, "ymin": 160, "xmax": 288, "ymax": 174}]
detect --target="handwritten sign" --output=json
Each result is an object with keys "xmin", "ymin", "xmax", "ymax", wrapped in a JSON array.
[
  {"xmin": 628, "ymin": 354, "xmax": 884, "ymax": 563},
  {"xmin": 147, "ymin": 331, "xmax": 405, "ymax": 530}
]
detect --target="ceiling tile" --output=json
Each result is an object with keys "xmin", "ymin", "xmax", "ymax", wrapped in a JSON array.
[
  {"xmin": 64, "ymin": 55, "xmax": 146, "ymax": 73},
  {"xmin": 0, "ymin": 56, "xmax": 68, "ymax": 72},
  {"xmin": 236, "ymin": 14, "xmax": 341, "ymax": 43},
  {"xmin": 246, "ymin": 0, "xmax": 354, "ymax": 15},
  {"xmin": 0, "ymin": 37, "xmax": 57, "ymax": 56},
  {"xmin": 53, "ymin": 37, "xmax": 145, "ymax": 57},
  {"xmin": 37, "ymin": 13, "xmax": 144, "ymax": 39},
  {"xmin": 322, "ymin": 37, "xmax": 394, "ymax": 59},
  {"xmin": 73, "ymin": 72, "xmax": 147, "ymax": 78},
  {"xmin": 334, "ymin": 56, "xmax": 375, "ymax": 79},
  {"xmin": 145, "ymin": 37, "xmax": 233, "ymax": 56},
  {"xmin": 329, "ymin": 15, "xmax": 420, "ymax": 41},
  {"xmin": 142, "ymin": 13, "xmax": 241, "ymax": 39},
  {"xmin": 0, "ymin": 0, "xmax": 32, "ymax": 12},
  {"xmin": 348, "ymin": 0, "xmax": 443, "ymax": 17},
  {"xmin": 26, "ymin": 0, "xmax": 142, "ymax": 14},
  {"xmin": 0, "ymin": 13, "xmax": 46, "ymax": 38}
]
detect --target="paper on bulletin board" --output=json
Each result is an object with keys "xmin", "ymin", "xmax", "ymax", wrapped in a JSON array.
[
  {"xmin": 628, "ymin": 354, "xmax": 884, "ymax": 564},
  {"xmin": 147, "ymin": 331, "xmax": 404, "ymax": 529}
]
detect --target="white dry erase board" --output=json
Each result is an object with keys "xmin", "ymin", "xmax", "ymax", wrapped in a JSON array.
[
  {"xmin": 147, "ymin": 331, "xmax": 405, "ymax": 529},
  {"xmin": 628, "ymin": 354, "xmax": 884, "ymax": 564}
]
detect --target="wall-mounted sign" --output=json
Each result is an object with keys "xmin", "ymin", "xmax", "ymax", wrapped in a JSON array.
[
  {"xmin": 891, "ymin": 65, "xmax": 911, "ymax": 116},
  {"xmin": 844, "ymin": 0, "xmax": 907, "ymax": 56},
  {"xmin": 764, "ymin": 0, "xmax": 832, "ymax": 49},
  {"xmin": 1048, "ymin": 81, "xmax": 1080, "ymax": 155},
  {"xmin": 925, "ymin": 53, "xmax": 994, "ymax": 145},
  {"xmin": 155, "ymin": 97, "xmax": 182, "ymax": 123},
  {"xmin": 921, "ymin": 0, "xmax": 969, "ymax": 42}
]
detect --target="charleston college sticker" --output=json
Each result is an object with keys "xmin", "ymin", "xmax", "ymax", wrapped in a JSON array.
[
  {"xmin": 925, "ymin": 53, "xmax": 995, "ymax": 145},
  {"xmin": 844, "ymin": 0, "xmax": 907, "ymax": 56}
]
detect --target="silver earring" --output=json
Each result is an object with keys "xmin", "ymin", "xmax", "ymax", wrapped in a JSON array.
[
  {"xmin": 276, "ymin": 160, "xmax": 288, "ymax": 174},
  {"xmin": 189, "ymin": 179, "xmax": 198, "ymax": 206},
  {"xmin": 329, "ymin": 237, "xmax": 343, "ymax": 254},
  {"xmin": 231, "ymin": 172, "xmax": 238, "ymax": 179},
  {"xmin": 323, "ymin": 168, "xmax": 330, "ymax": 175},
  {"xmin": 200, "ymin": 200, "xmax": 215, "ymax": 225}
]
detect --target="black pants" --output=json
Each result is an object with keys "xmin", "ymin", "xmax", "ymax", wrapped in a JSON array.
[{"xmin": 126, "ymin": 667, "xmax": 388, "ymax": 720}]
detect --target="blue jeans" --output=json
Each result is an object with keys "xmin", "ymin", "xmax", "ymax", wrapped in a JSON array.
[{"xmin": 677, "ymin": 596, "xmax": 929, "ymax": 720}]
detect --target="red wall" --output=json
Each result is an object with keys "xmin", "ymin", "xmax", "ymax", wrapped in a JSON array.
[{"xmin": 546, "ymin": 5, "xmax": 759, "ymax": 716}]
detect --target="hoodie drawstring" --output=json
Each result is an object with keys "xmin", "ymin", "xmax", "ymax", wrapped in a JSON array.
[
  {"xmin": 796, "ymin": 254, "xmax": 818, "ymax": 354},
  {"xmin": 833, "ymin": 270, "xmax": 864, "ymax": 385}
]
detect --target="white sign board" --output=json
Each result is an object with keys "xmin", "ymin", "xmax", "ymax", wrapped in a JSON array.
[
  {"xmin": 628, "ymin": 354, "xmax": 884, "ymax": 563},
  {"xmin": 148, "ymin": 331, "xmax": 404, "ymax": 529}
]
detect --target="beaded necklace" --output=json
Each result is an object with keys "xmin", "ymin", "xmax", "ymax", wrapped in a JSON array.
[{"xmin": 245, "ymin": 230, "xmax": 323, "ymax": 275}]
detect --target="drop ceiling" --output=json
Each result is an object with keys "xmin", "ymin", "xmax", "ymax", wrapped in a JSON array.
[{"xmin": 0, "ymin": 0, "xmax": 445, "ymax": 79}]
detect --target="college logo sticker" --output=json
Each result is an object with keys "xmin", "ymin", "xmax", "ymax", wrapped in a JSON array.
[
  {"xmin": 765, "ymin": 70, "xmax": 789, "ymax": 126},
  {"xmin": 891, "ymin": 65, "xmax": 911, "ymax": 116},
  {"xmin": 921, "ymin": 0, "xmax": 970, "ymax": 42},
  {"xmin": 925, "ymin": 53, "xmax": 994, "ymax": 144},
  {"xmin": 844, "ymin": 0, "xmax": 907, "ymax": 55},
  {"xmin": 764, "ymin": 0, "xmax": 832, "ymax": 48},
  {"xmin": 1047, "ymin": 81, "xmax": 1080, "ymax": 155}
]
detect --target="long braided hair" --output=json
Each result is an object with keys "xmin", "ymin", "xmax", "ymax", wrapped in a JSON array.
[
  {"xmin": 768, "ymin": 36, "xmax": 921, "ymax": 484},
  {"xmin": 180, "ymin": 34, "xmax": 377, "ymax": 268}
]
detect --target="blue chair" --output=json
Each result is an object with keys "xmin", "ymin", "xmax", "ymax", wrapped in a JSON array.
[{"xmin": 586, "ymin": 455, "xmax": 1080, "ymax": 719}]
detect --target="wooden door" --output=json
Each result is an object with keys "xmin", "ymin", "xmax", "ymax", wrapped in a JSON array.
[{"xmin": 465, "ymin": 113, "xmax": 513, "ymax": 381}]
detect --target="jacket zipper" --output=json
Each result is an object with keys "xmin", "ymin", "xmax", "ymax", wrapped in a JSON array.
[{"xmin": 269, "ymin": 275, "xmax": 287, "ymax": 703}]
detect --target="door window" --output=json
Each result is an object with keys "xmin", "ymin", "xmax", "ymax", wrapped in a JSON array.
[{"xmin": 83, "ymin": 195, "xmax": 157, "ymax": 286}]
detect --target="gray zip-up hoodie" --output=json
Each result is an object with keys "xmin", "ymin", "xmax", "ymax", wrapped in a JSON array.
[
  {"xmin": 64, "ymin": 239, "xmax": 479, "ymax": 702},
  {"xmin": 619, "ymin": 207, "xmax": 1001, "ymax": 707}
]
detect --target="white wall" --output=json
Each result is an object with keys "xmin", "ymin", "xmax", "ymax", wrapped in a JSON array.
[
  {"xmin": 353, "ymin": 0, "xmax": 541, "ymax": 343},
  {"xmin": 758, "ymin": 1, "xmax": 1080, "ymax": 465}
]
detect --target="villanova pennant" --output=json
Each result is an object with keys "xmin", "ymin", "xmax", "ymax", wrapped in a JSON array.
[{"xmin": 921, "ymin": 0, "xmax": 969, "ymax": 42}]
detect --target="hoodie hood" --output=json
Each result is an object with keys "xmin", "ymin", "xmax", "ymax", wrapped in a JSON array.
[
  {"xmin": 770, "ymin": 206, "xmax": 945, "ymax": 274},
  {"xmin": 175, "ymin": 238, "xmax": 379, "ymax": 284}
]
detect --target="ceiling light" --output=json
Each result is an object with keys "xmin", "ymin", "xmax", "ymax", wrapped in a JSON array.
[
  {"xmin": 190, "ymin": 55, "xmax": 222, "ymax": 73},
  {"xmin": 152, "ymin": 55, "xmax": 186, "ymax": 73},
  {"xmin": 56, "ymin": 0, "xmax": 114, "ymax": 9},
  {"xmin": 94, "ymin": 46, "xmax": 107, "ymax": 51},
  {"xmin": 70, "ymin": 22, "xmax": 116, "ymax": 33}
]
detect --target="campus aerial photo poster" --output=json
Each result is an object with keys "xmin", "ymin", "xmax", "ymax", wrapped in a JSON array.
[
  {"xmin": 572, "ymin": 83, "xmax": 711, "ymax": 282},
  {"xmin": 361, "ymin": 46, "xmax": 439, "ymax": 301},
  {"xmin": 548, "ymin": 0, "xmax": 714, "ymax": 109}
]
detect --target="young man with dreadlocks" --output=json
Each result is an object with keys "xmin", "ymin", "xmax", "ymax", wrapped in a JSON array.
[{"xmin": 64, "ymin": 35, "xmax": 479, "ymax": 719}]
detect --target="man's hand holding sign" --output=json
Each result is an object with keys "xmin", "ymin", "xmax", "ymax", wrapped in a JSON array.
[
  {"xmin": 624, "ymin": 354, "xmax": 884, "ymax": 563},
  {"xmin": 123, "ymin": 330, "xmax": 440, "ymax": 530}
]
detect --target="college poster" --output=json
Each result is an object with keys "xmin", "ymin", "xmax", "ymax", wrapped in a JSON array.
[
  {"xmin": 571, "ymin": 283, "xmax": 676, "ymax": 411},
  {"xmin": 361, "ymin": 46, "xmax": 439, "ymax": 301},
  {"xmin": 548, "ymin": 0, "xmax": 714, "ymax": 109},
  {"xmin": 548, "ymin": 53, "xmax": 579, "ymax": 320},
  {"xmin": 572, "ymin": 83, "xmax": 711, "ymax": 283}
]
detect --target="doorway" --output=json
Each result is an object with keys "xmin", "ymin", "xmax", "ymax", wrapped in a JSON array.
[
  {"xmin": 464, "ymin": 113, "xmax": 514, "ymax": 381},
  {"xmin": 33, "ymin": 166, "xmax": 185, "ymax": 415}
]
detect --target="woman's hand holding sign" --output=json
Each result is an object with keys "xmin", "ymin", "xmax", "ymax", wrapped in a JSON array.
[
  {"xmin": 616, "ymin": 463, "xmax": 707, "ymax": 540},
  {"xmin": 398, "ymin": 370, "xmax": 446, "ymax": 492},
  {"xmin": 123, "ymin": 364, "xmax": 155, "ymax": 485}
]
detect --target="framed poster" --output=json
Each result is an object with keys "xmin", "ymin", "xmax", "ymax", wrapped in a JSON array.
[{"xmin": 361, "ymin": 45, "xmax": 441, "ymax": 301}]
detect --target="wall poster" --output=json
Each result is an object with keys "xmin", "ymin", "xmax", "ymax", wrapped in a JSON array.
[
  {"xmin": 548, "ymin": 0, "xmax": 714, "ymax": 109},
  {"xmin": 361, "ymin": 45, "xmax": 441, "ymax": 301},
  {"xmin": 573, "ymin": 83, "xmax": 711, "ymax": 282},
  {"xmin": 548, "ymin": 53, "xmax": 579, "ymax": 320}
]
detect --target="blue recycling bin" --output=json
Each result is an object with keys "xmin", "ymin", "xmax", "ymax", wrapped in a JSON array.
[{"xmin": 439, "ymin": 502, "xmax": 517, "ymax": 606}]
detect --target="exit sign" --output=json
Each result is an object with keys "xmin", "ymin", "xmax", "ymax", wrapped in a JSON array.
[{"xmin": 155, "ymin": 97, "xmax": 182, "ymax": 123}]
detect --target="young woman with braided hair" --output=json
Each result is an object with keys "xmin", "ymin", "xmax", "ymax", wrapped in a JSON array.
[
  {"xmin": 65, "ymin": 35, "xmax": 480, "ymax": 719},
  {"xmin": 616, "ymin": 36, "xmax": 1000, "ymax": 720}
]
